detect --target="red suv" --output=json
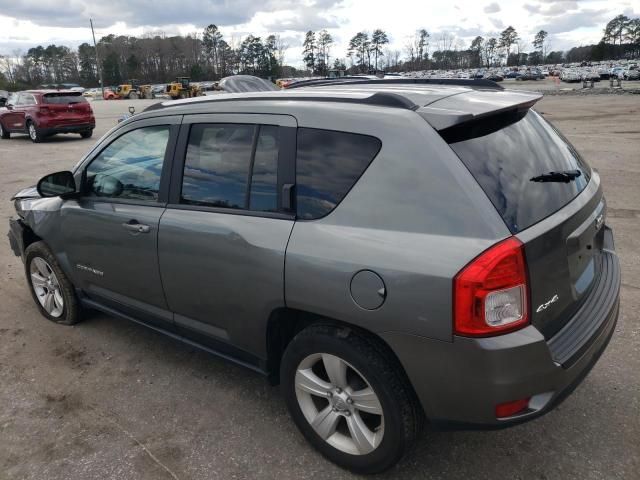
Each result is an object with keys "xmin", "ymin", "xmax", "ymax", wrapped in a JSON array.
[{"xmin": 0, "ymin": 90, "xmax": 95, "ymax": 143}]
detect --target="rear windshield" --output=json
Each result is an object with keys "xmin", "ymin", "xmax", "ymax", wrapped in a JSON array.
[
  {"xmin": 43, "ymin": 93, "xmax": 87, "ymax": 104},
  {"xmin": 447, "ymin": 109, "xmax": 591, "ymax": 233}
]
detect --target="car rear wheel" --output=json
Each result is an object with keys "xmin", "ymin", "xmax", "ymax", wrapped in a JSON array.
[
  {"xmin": 27, "ymin": 121, "xmax": 43, "ymax": 143},
  {"xmin": 0, "ymin": 122, "xmax": 10, "ymax": 139},
  {"xmin": 24, "ymin": 241, "xmax": 80, "ymax": 325},
  {"xmin": 129, "ymin": 92, "xmax": 139, "ymax": 100},
  {"xmin": 281, "ymin": 324, "xmax": 423, "ymax": 474},
  {"xmin": 80, "ymin": 130, "xmax": 93, "ymax": 139}
]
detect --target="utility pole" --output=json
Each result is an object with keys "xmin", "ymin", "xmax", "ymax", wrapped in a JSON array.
[{"xmin": 90, "ymin": 19, "xmax": 105, "ymax": 97}]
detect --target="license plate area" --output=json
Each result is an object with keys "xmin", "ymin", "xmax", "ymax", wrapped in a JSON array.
[{"xmin": 566, "ymin": 201, "xmax": 605, "ymax": 299}]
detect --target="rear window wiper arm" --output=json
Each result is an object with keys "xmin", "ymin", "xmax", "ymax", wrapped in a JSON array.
[{"xmin": 530, "ymin": 170, "xmax": 582, "ymax": 183}]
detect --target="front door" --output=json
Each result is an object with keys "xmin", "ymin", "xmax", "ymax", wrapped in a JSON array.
[
  {"xmin": 60, "ymin": 119, "xmax": 179, "ymax": 328},
  {"xmin": 158, "ymin": 114, "xmax": 297, "ymax": 358}
]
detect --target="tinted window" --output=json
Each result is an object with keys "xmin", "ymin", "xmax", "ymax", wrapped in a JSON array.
[
  {"xmin": 181, "ymin": 124, "xmax": 255, "ymax": 209},
  {"xmin": 249, "ymin": 125, "xmax": 279, "ymax": 212},
  {"xmin": 86, "ymin": 126, "xmax": 170, "ymax": 201},
  {"xmin": 448, "ymin": 110, "xmax": 590, "ymax": 233},
  {"xmin": 44, "ymin": 93, "xmax": 87, "ymax": 104},
  {"xmin": 296, "ymin": 128, "xmax": 381, "ymax": 219}
]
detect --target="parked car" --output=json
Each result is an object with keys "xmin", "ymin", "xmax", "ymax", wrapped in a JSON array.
[
  {"xmin": 0, "ymin": 90, "xmax": 95, "ymax": 142},
  {"xmin": 8, "ymin": 78, "xmax": 620, "ymax": 473},
  {"xmin": 624, "ymin": 67, "xmax": 639, "ymax": 80}
]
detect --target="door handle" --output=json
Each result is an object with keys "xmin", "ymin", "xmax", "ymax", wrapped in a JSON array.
[{"xmin": 122, "ymin": 220, "xmax": 150, "ymax": 234}]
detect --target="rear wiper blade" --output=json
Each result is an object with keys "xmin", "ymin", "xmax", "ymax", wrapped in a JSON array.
[{"xmin": 530, "ymin": 170, "xmax": 582, "ymax": 183}]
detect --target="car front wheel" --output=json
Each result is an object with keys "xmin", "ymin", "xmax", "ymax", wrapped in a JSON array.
[
  {"xmin": 0, "ymin": 122, "xmax": 10, "ymax": 139},
  {"xmin": 281, "ymin": 324, "xmax": 423, "ymax": 474},
  {"xmin": 24, "ymin": 241, "xmax": 80, "ymax": 325}
]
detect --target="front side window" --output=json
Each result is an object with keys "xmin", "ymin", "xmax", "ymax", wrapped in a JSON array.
[
  {"xmin": 296, "ymin": 128, "xmax": 382, "ymax": 219},
  {"xmin": 85, "ymin": 126, "xmax": 170, "ymax": 201},
  {"xmin": 181, "ymin": 123, "xmax": 279, "ymax": 212}
]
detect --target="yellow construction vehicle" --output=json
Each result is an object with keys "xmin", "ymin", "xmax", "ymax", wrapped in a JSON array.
[
  {"xmin": 115, "ymin": 80, "xmax": 155, "ymax": 99},
  {"xmin": 166, "ymin": 77, "xmax": 203, "ymax": 99}
]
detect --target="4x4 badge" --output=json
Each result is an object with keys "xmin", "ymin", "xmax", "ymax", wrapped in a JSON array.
[{"xmin": 536, "ymin": 294, "xmax": 559, "ymax": 313}]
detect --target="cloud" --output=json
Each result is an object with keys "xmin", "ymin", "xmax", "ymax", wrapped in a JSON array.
[
  {"xmin": 0, "ymin": 0, "xmax": 341, "ymax": 29},
  {"xmin": 537, "ymin": 8, "xmax": 609, "ymax": 34},
  {"xmin": 263, "ymin": 7, "xmax": 341, "ymax": 33},
  {"xmin": 523, "ymin": 4, "xmax": 542, "ymax": 14},
  {"xmin": 540, "ymin": 1, "xmax": 579, "ymax": 15},
  {"xmin": 484, "ymin": 3, "xmax": 501, "ymax": 14},
  {"xmin": 489, "ymin": 17, "xmax": 505, "ymax": 29}
]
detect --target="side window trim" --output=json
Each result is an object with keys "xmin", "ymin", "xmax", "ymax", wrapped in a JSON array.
[
  {"xmin": 168, "ymin": 116, "xmax": 296, "ymax": 218},
  {"xmin": 79, "ymin": 123, "xmax": 180, "ymax": 206},
  {"xmin": 244, "ymin": 126, "xmax": 261, "ymax": 210}
]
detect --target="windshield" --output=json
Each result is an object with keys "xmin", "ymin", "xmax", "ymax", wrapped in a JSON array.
[{"xmin": 448, "ymin": 109, "xmax": 591, "ymax": 233}]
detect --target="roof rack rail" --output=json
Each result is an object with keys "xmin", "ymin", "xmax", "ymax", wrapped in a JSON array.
[
  {"xmin": 144, "ymin": 91, "xmax": 419, "ymax": 113},
  {"xmin": 286, "ymin": 77, "xmax": 504, "ymax": 90}
]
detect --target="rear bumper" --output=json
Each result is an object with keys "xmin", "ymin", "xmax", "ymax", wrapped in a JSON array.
[
  {"xmin": 40, "ymin": 123, "xmax": 94, "ymax": 135},
  {"xmin": 382, "ymin": 228, "xmax": 621, "ymax": 428}
]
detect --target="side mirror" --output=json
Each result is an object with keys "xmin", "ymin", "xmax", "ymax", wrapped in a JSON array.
[
  {"xmin": 37, "ymin": 171, "xmax": 76, "ymax": 198},
  {"xmin": 6, "ymin": 104, "xmax": 13, "ymax": 110}
]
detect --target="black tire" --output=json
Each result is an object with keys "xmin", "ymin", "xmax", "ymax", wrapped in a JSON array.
[
  {"xmin": 24, "ymin": 241, "xmax": 80, "ymax": 325},
  {"xmin": 281, "ymin": 324, "xmax": 423, "ymax": 474},
  {"xmin": 80, "ymin": 130, "xmax": 93, "ymax": 139},
  {"xmin": 0, "ymin": 121, "xmax": 10, "ymax": 139},
  {"xmin": 27, "ymin": 121, "xmax": 44, "ymax": 143},
  {"xmin": 129, "ymin": 91, "xmax": 139, "ymax": 100}
]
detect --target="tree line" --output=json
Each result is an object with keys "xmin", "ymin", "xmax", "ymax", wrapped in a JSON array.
[
  {"xmin": 0, "ymin": 24, "xmax": 291, "ymax": 89},
  {"xmin": 1, "ymin": 14, "xmax": 639, "ymax": 89}
]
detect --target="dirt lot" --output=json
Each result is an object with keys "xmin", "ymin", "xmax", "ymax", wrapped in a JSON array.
[{"xmin": 0, "ymin": 94, "xmax": 639, "ymax": 480}]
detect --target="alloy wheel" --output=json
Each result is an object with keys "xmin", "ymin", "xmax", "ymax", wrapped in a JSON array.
[
  {"xmin": 295, "ymin": 353, "xmax": 384, "ymax": 455},
  {"xmin": 29, "ymin": 123, "xmax": 37, "ymax": 140},
  {"xmin": 29, "ymin": 257, "xmax": 64, "ymax": 317}
]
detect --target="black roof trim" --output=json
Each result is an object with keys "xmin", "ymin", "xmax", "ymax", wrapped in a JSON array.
[
  {"xmin": 143, "ymin": 91, "xmax": 418, "ymax": 113},
  {"xmin": 286, "ymin": 77, "xmax": 504, "ymax": 90}
]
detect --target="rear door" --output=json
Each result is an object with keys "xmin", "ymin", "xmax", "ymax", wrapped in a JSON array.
[
  {"xmin": 447, "ymin": 109, "xmax": 603, "ymax": 338},
  {"xmin": 41, "ymin": 92, "xmax": 92, "ymax": 126},
  {"xmin": 158, "ymin": 114, "xmax": 296, "ymax": 358}
]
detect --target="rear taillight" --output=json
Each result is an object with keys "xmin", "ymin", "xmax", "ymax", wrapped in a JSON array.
[
  {"xmin": 39, "ymin": 106, "xmax": 51, "ymax": 116},
  {"xmin": 453, "ymin": 237, "xmax": 529, "ymax": 336}
]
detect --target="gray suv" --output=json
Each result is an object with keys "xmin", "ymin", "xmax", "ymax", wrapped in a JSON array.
[{"xmin": 8, "ymin": 79, "xmax": 620, "ymax": 474}]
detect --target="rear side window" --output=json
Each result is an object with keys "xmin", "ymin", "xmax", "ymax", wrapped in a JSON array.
[
  {"xmin": 447, "ymin": 110, "xmax": 590, "ymax": 233},
  {"xmin": 181, "ymin": 124, "xmax": 279, "ymax": 212},
  {"xmin": 296, "ymin": 128, "xmax": 381, "ymax": 219},
  {"xmin": 43, "ymin": 93, "xmax": 87, "ymax": 104}
]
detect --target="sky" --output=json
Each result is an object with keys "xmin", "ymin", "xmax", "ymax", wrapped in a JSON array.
[{"xmin": 0, "ymin": 0, "xmax": 638, "ymax": 67}]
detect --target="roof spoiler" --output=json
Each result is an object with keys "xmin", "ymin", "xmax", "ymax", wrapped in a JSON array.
[
  {"xmin": 418, "ymin": 90, "xmax": 542, "ymax": 131},
  {"xmin": 286, "ymin": 77, "xmax": 504, "ymax": 90}
]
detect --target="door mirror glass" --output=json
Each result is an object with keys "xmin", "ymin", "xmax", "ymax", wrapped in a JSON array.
[{"xmin": 37, "ymin": 171, "xmax": 77, "ymax": 198}]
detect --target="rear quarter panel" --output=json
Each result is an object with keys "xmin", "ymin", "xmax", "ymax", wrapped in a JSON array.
[{"xmin": 285, "ymin": 105, "xmax": 511, "ymax": 341}]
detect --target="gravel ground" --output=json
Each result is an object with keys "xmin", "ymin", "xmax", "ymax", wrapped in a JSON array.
[{"xmin": 0, "ymin": 94, "xmax": 638, "ymax": 480}]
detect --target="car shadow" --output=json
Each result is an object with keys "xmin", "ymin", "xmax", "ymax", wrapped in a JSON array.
[{"xmin": 72, "ymin": 309, "xmax": 618, "ymax": 479}]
